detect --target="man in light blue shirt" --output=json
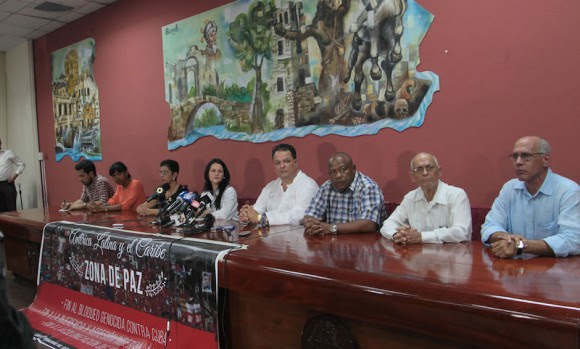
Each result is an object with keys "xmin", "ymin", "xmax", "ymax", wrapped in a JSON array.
[{"xmin": 482, "ymin": 136, "xmax": 579, "ymax": 258}]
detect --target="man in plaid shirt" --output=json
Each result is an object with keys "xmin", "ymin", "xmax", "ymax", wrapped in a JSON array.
[
  {"xmin": 61, "ymin": 159, "xmax": 114, "ymax": 210},
  {"xmin": 304, "ymin": 152, "xmax": 386, "ymax": 236}
]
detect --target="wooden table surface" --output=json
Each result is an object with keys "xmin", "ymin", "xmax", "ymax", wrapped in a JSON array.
[{"xmin": 1, "ymin": 208, "xmax": 579, "ymax": 348}]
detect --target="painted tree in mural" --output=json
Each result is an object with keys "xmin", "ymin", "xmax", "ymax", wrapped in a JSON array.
[{"xmin": 226, "ymin": 0, "xmax": 276, "ymax": 133}]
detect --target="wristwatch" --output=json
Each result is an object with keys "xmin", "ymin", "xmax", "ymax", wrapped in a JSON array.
[
  {"xmin": 516, "ymin": 240, "xmax": 525, "ymax": 255},
  {"xmin": 330, "ymin": 224, "xmax": 338, "ymax": 235}
]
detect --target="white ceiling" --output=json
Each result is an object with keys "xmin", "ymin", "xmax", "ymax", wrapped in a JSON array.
[{"xmin": 0, "ymin": 0, "xmax": 120, "ymax": 52}]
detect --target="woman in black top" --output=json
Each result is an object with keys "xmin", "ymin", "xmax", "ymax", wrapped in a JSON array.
[{"xmin": 136, "ymin": 159, "xmax": 187, "ymax": 216}]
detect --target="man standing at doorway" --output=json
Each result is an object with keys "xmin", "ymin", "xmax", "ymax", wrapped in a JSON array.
[{"xmin": 0, "ymin": 139, "xmax": 25, "ymax": 212}]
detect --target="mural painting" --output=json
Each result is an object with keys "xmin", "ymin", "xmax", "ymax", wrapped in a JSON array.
[
  {"xmin": 51, "ymin": 38, "xmax": 102, "ymax": 161},
  {"xmin": 162, "ymin": 0, "xmax": 438, "ymax": 149}
]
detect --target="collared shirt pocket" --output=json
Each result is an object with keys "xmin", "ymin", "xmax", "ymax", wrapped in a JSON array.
[{"xmin": 537, "ymin": 220, "xmax": 559, "ymax": 236}]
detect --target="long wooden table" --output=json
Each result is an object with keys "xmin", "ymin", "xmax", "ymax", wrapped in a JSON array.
[{"xmin": 1, "ymin": 208, "xmax": 579, "ymax": 348}]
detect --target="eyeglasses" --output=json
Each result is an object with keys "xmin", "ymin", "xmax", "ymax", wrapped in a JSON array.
[
  {"xmin": 411, "ymin": 165, "xmax": 437, "ymax": 173},
  {"xmin": 507, "ymin": 153, "xmax": 545, "ymax": 162}
]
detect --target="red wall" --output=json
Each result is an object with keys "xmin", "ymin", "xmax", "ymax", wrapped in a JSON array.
[{"xmin": 34, "ymin": 0, "xmax": 580, "ymax": 208}]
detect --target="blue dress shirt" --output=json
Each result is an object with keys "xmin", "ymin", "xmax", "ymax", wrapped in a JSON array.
[{"xmin": 481, "ymin": 169, "xmax": 580, "ymax": 257}]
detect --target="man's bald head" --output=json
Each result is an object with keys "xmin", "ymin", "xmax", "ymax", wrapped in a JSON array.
[
  {"xmin": 409, "ymin": 152, "xmax": 441, "ymax": 192},
  {"xmin": 410, "ymin": 152, "xmax": 439, "ymax": 171},
  {"xmin": 514, "ymin": 136, "xmax": 551, "ymax": 154},
  {"xmin": 328, "ymin": 152, "xmax": 353, "ymax": 167}
]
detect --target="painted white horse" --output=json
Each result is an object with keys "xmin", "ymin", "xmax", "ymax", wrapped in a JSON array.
[{"xmin": 344, "ymin": 0, "xmax": 406, "ymax": 109}]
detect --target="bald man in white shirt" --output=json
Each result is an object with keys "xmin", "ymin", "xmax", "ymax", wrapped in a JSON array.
[{"xmin": 380, "ymin": 152, "xmax": 472, "ymax": 244}]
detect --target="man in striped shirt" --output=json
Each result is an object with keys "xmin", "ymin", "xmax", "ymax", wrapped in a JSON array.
[{"xmin": 61, "ymin": 159, "xmax": 114, "ymax": 210}]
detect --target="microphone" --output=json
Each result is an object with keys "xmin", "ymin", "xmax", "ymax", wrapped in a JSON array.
[
  {"xmin": 163, "ymin": 212, "xmax": 188, "ymax": 227},
  {"xmin": 171, "ymin": 192, "xmax": 198, "ymax": 214},
  {"xmin": 166, "ymin": 191, "xmax": 198, "ymax": 215},
  {"xmin": 183, "ymin": 199, "xmax": 202, "ymax": 223},
  {"xmin": 191, "ymin": 192, "xmax": 215, "ymax": 221},
  {"xmin": 146, "ymin": 183, "xmax": 170, "ymax": 202},
  {"xmin": 164, "ymin": 192, "xmax": 200, "ymax": 228},
  {"xmin": 160, "ymin": 191, "xmax": 188, "ymax": 216},
  {"xmin": 152, "ymin": 200, "xmax": 172, "ymax": 225},
  {"xmin": 181, "ymin": 192, "xmax": 199, "ymax": 213},
  {"xmin": 172, "ymin": 200, "xmax": 191, "ymax": 216},
  {"xmin": 162, "ymin": 220, "xmax": 175, "ymax": 228}
]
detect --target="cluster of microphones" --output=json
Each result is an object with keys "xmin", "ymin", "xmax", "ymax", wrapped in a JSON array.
[{"xmin": 147, "ymin": 184, "xmax": 215, "ymax": 229}]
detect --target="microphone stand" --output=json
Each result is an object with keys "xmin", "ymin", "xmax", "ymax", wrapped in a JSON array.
[
  {"xmin": 18, "ymin": 183, "xmax": 23, "ymax": 210},
  {"xmin": 182, "ymin": 214, "xmax": 215, "ymax": 235},
  {"xmin": 153, "ymin": 201, "xmax": 170, "ymax": 225}
]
